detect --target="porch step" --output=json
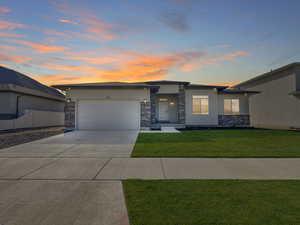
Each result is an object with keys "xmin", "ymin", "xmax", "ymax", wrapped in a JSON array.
[
  {"xmin": 161, "ymin": 127, "xmax": 181, "ymax": 133},
  {"xmin": 140, "ymin": 127, "xmax": 180, "ymax": 133}
]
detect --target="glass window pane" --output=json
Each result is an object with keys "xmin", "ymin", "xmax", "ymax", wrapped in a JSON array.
[
  {"xmin": 200, "ymin": 98, "xmax": 209, "ymax": 114},
  {"xmin": 224, "ymin": 99, "xmax": 232, "ymax": 114},
  {"xmin": 232, "ymin": 99, "xmax": 240, "ymax": 114}
]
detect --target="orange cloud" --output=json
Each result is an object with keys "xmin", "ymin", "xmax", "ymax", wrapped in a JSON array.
[
  {"xmin": 43, "ymin": 29, "xmax": 71, "ymax": 38},
  {"xmin": 0, "ymin": 32, "xmax": 25, "ymax": 38},
  {"xmin": 35, "ymin": 74, "xmax": 97, "ymax": 85},
  {"xmin": 0, "ymin": 7, "xmax": 11, "ymax": 13},
  {"xmin": 200, "ymin": 50, "xmax": 249, "ymax": 66},
  {"xmin": 209, "ymin": 81, "xmax": 239, "ymax": 87},
  {"xmin": 37, "ymin": 49, "xmax": 249, "ymax": 84},
  {"xmin": 180, "ymin": 62, "xmax": 201, "ymax": 72},
  {"xmin": 0, "ymin": 45, "xmax": 17, "ymax": 51},
  {"xmin": 0, "ymin": 53, "xmax": 31, "ymax": 63},
  {"xmin": 51, "ymin": 0, "xmax": 118, "ymax": 41},
  {"xmin": 0, "ymin": 20, "xmax": 24, "ymax": 30},
  {"xmin": 10, "ymin": 40, "xmax": 67, "ymax": 54},
  {"xmin": 67, "ymin": 56, "xmax": 117, "ymax": 65},
  {"xmin": 58, "ymin": 18, "xmax": 77, "ymax": 24}
]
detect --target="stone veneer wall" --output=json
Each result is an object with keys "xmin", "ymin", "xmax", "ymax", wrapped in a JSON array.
[
  {"xmin": 150, "ymin": 90, "xmax": 157, "ymax": 124},
  {"xmin": 218, "ymin": 115, "xmax": 250, "ymax": 127},
  {"xmin": 178, "ymin": 85, "xmax": 186, "ymax": 124},
  {"xmin": 65, "ymin": 101, "xmax": 75, "ymax": 129},
  {"xmin": 140, "ymin": 102, "xmax": 151, "ymax": 128}
]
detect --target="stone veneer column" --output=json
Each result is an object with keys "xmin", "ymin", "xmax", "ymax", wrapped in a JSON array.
[
  {"xmin": 65, "ymin": 101, "xmax": 75, "ymax": 129},
  {"xmin": 178, "ymin": 85, "xmax": 186, "ymax": 124},
  {"xmin": 150, "ymin": 90, "xmax": 156, "ymax": 124},
  {"xmin": 140, "ymin": 101, "xmax": 151, "ymax": 128}
]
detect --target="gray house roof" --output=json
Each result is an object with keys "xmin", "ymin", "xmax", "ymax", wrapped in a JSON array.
[
  {"xmin": 219, "ymin": 89, "xmax": 260, "ymax": 94},
  {"xmin": 53, "ymin": 80, "xmax": 249, "ymax": 94},
  {"xmin": 53, "ymin": 82, "xmax": 159, "ymax": 90},
  {"xmin": 0, "ymin": 66, "xmax": 65, "ymax": 101}
]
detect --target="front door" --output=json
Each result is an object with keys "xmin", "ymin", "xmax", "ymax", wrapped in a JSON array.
[{"xmin": 159, "ymin": 100, "xmax": 169, "ymax": 121}]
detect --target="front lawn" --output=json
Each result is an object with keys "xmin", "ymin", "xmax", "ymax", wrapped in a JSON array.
[
  {"xmin": 132, "ymin": 129, "xmax": 300, "ymax": 157},
  {"xmin": 123, "ymin": 180, "xmax": 300, "ymax": 225}
]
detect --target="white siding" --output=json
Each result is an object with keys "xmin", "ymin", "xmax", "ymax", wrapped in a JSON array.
[
  {"xmin": 157, "ymin": 85, "xmax": 179, "ymax": 94},
  {"xmin": 68, "ymin": 88, "xmax": 150, "ymax": 101}
]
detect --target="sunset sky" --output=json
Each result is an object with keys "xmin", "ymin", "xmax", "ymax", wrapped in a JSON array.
[{"xmin": 0, "ymin": 0, "xmax": 300, "ymax": 86}]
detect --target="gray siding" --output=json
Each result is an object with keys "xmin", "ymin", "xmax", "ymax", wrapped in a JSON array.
[
  {"xmin": 0, "ymin": 92, "xmax": 64, "ymax": 118},
  {"xmin": 185, "ymin": 89, "xmax": 219, "ymax": 126},
  {"xmin": 218, "ymin": 94, "xmax": 249, "ymax": 115},
  {"xmin": 242, "ymin": 73, "xmax": 300, "ymax": 129},
  {"xmin": 0, "ymin": 92, "xmax": 16, "ymax": 115}
]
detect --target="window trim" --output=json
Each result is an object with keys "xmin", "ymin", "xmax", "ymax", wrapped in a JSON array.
[
  {"xmin": 224, "ymin": 99, "xmax": 240, "ymax": 115},
  {"xmin": 192, "ymin": 95, "xmax": 209, "ymax": 115}
]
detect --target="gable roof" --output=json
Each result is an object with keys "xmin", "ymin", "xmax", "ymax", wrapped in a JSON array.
[
  {"xmin": 234, "ymin": 62, "xmax": 300, "ymax": 89},
  {"xmin": 0, "ymin": 66, "xmax": 65, "ymax": 100},
  {"xmin": 186, "ymin": 84, "xmax": 228, "ymax": 90},
  {"xmin": 143, "ymin": 80, "xmax": 190, "ymax": 85},
  {"xmin": 219, "ymin": 88, "xmax": 260, "ymax": 94},
  {"xmin": 52, "ymin": 82, "xmax": 159, "ymax": 90}
]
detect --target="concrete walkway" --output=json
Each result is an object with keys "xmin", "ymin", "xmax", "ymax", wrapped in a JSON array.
[{"xmin": 0, "ymin": 131, "xmax": 300, "ymax": 225}]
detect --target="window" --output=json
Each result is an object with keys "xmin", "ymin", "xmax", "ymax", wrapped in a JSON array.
[
  {"xmin": 224, "ymin": 99, "xmax": 240, "ymax": 114},
  {"xmin": 192, "ymin": 95, "xmax": 209, "ymax": 114}
]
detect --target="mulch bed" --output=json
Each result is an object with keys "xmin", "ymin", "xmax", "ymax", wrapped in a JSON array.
[{"xmin": 0, "ymin": 127, "xmax": 65, "ymax": 150}]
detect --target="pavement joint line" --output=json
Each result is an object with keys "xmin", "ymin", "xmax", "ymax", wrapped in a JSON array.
[
  {"xmin": 18, "ymin": 158, "xmax": 62, "ymax": 180},
  {"xmin": 160, "ymin": 158, "xmax": 167, "ymax": 179},
  {"xmin": 52, "ymin": 144, "xmax": 78, "ymax": 157},
  {"xmin": 92, "ymin": 158, "xmax": 113, "ymax": 180}
]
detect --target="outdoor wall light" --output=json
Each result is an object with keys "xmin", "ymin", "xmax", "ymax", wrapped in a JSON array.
[
  {"xmin": 170, "ymin": 102, "xmax": 175, "ymax": 105},
  {"xmin": 143, "ymin": 99, "xmax": 148, "ymax": 104}
]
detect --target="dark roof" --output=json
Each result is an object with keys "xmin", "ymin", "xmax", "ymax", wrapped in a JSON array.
[
  {"xmin": 0, "ymin": 66, "xmax": 64, "ymax": 99},
  {"xmin": 234, "ymin": 62, "xmax": 300, "ymax": 88},
  {"xmin": 53, "ymin": 82, "xmax": 159, "ymax": 90},
  {"xmin": 143, "ymin": 80, "xmax": 190, "ymax": 85},
  {"xmin": 186, "ymin": 84, "xmax": 228, "ymax": 90},
  {"xmin": 219, "ymin": 89, "xmax": 260, "ymax": 94}
]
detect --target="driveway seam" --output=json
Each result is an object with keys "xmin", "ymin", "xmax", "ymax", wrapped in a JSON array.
[
  {"xmin": 92, "ymin": 158, "xmax": 113, "ymax": 180},
  {"xmin": 18, "ymin": 158, "xmax": 61, "ymax": 180},
  {"xmin": 52, "ymin": 144, "xmax": 77, "ymax": 157},
  {"xmin": 160, "ymin": 158, "xmax": 167, "ymax": 179}
]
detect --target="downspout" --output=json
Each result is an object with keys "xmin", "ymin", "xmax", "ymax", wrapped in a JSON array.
[{"xmin": 16, "ymin": 95, "xmax": 21, "ymax": 118}]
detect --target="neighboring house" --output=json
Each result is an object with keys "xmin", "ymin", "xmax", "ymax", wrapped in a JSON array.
[
  {"xmin": 0, "ymin": 66, "xmax": 65, "ymax": 131},
  {"xmin": 235, "ymin": 62, "xmax": 300, "ymax": 130},
  {"xmin": 53, "ymin": 81, "xmax": 257, "ymax": 130}
]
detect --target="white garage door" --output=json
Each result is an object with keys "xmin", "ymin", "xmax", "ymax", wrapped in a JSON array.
[{"xmin": 77, "ymin": 100, "xmax": 140, "ymax": 130}]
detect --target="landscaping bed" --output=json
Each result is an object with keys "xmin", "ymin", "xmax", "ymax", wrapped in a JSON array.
[
  {"xmin": 0, "ymin": 127, "xmax": 65, "ymax": 150},
  {"xmin": 132, "ymin": 129, "xmax": 300, "ymax": 157}
]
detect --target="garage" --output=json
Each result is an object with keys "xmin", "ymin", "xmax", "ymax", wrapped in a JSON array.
[{"xmin": 77, "ymin": 100, "xmax": 140, "ymax": 130}]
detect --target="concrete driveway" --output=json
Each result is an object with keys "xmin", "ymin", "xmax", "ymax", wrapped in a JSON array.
[{"xmin": 0, "ymin": 130, "xmax": 138, "ymax": 225}]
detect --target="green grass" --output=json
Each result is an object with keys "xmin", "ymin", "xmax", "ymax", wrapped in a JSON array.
[
  {"xmin": 132, "ymin": 129, "xmax": 300, "ymax": 157},
  {"xmin": 123, "ymin": 180, "xmax": 300, "ymax": 225}
]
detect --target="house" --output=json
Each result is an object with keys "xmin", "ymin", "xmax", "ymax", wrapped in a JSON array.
[
  {"xmin": 234, "ymin": 62, "xmax": 300, "ymax": 130},
  {"xmin": 0, "ymin": 66, "xmax": 65, "ymax": 131},
  {"xmin": 53, "ymin": 81, "xmax": 257, "ymax": 130}
]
